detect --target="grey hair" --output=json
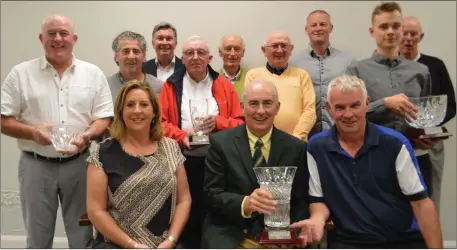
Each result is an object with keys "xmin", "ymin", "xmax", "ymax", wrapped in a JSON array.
[
  {"xmin": 182, "ymin": 35, "xmax": 210, "ymax": 53},
  {"xmin": 152, "ymin": 21, "xmax": 178, "ymax": 41},
  {"xmin": 306, "ymin": 9, "xmax": 332, "ymax": 26},
  {"xmin": 219, "ymin": 34, "xmax": 245, "ymax": 49},
  {"xmin": 241, "ymin": 78, "xmax": 279, "ymax": 103},
  {"xmin": 112, "ymin": 31, "xmax": 147, "ymax": 65},
  {"xmin": 327, "ymin": 75, "xmax": 368, "ymax": 103}
]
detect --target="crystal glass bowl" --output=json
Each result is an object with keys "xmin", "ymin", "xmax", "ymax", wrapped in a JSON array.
[
  {"xmin": 253, "ymin": 166, "xmax": 297, "ymax": 228},
  {"xmin": 406, "ymin": 95, "xmax": 447, "ymax": 128},
  {"xmin": 38, "ymin": 125, "xmax": 89, "ymax": 151}
]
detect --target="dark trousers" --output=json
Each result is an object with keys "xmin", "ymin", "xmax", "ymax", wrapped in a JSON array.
[
  {"xmin": 328, "ymin": 239, "xmax": 427, "ymax": 249},
  {"xmin": 180, "ymin": 155, "xmax": 206, "ymax": 248},
  {"xmin": 417, "ymin": 154, "xmax": 433, "ymax": 197}
]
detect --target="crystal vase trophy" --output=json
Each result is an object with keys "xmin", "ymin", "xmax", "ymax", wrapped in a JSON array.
[
  {"xmin": 189, "ymin": 98, "xmax": 210, "ymax": 145},
  {"xmin": 253, "ymin": 166, "xmax": 301, "ymax": 245},
  {"xmin": 405, "ymin": 95, "xmax": 452, "ymax": 140},
  {"xmin": 38, "ymin": 125, "xmax": 89, "ymax": 152}
]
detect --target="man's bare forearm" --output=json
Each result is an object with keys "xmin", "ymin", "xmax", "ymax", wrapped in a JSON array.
[
  {"xmin": 1, "ymin": 115, "xmax": 35, "ymax": 140},
  {"xmin": 87, "ymin": 117, "xmax": 112, "ymax": 138},
  {"xmin": 411, "ymin": 198, "xmax": 443, "ymax": 248},
  {"xmin": 309, "ymin": 202, "xmax": 330, "ymax": 222}
]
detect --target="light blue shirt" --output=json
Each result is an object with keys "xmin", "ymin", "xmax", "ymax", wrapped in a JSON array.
[{"xmin": 290, "ymin": 46, "xmax": 356, "ymax": 135}]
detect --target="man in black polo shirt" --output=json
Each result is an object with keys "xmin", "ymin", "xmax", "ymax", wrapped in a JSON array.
[{"xmin": 290, "ymin": 75, "xmax": 442, "ymax": 249}]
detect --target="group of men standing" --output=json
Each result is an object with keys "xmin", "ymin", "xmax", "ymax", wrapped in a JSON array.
[{"xmin": 1, "ymin": 1, "xmax": 455, "ymax": 249}]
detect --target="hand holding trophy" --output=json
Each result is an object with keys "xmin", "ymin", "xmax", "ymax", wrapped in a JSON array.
[
  {"xmin": 253, "ymin": 166, "xmax": 302, "ymax": 246},
  {"xmin": 189, "ymin": 98, "xmax": 210, "ymax": 145},
  {"xmin": 404, "ymin": 94, "xmax": 452, "ymax": 140}
]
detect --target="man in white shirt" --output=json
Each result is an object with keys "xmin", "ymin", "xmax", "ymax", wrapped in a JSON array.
[
  {"xmin": 1, "ymin": 14, "xmax": 113, "ymax": 248},
  {"xmin": 143, "ymin": 22, "xmax": 184, "ymax": 82}
]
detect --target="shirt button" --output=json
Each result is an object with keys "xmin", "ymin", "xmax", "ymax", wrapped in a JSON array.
[
  {"xmin": 61, "ymin": 121, "xmax": 65, "ymax": 124},
  {"xmin": 60, "ymin": 104, "xmax": 64, "ymax": 107},
  {"xmin": 60, "ymin": 88, "xmax": 63, "ymax": 91}
]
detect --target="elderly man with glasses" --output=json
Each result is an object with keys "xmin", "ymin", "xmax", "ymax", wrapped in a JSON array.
[
  {"xmin": 246, "ymin": 31, "xmax": 316, "ymax": 141},
  {"xmin": 159, "ymin": 35, "xmax": 245, "ymax": 248}
]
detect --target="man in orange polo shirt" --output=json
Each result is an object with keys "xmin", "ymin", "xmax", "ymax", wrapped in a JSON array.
[{"xmin": 159, "ymin": 35, "xmax": 244, "ymax": 248}]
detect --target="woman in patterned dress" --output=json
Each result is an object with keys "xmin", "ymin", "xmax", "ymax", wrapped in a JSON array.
[{"xmin": 86, "ymin": 80, "xmax": 191, "ymax": 248}]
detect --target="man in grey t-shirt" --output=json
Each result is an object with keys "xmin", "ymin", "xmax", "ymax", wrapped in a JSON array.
[
  {"xmin": 108, "ymin": 31, "xmax": 163, "ymax": 103},
  {"xmin": 290, "ymin": 9, "xmax": 356, "ymax": 137}
]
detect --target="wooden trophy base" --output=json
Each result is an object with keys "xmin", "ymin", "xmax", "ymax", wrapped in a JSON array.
[
  {"xmin": 405, "ymin": 126, "xmax": 452, "ymax": 140},
  {"xmin": 259, "ymin": 229, "xmax": 301, "ymax": 245}
]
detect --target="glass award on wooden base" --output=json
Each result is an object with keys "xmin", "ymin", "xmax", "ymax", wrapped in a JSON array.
[{"xmin": 253, "ymin": 166, "xmax": 302, "ymax": 246}]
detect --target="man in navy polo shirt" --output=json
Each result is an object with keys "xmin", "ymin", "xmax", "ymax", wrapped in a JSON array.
[{"xmin": 290, "ymin": 75, "xmax": 442, "ymax": 248}]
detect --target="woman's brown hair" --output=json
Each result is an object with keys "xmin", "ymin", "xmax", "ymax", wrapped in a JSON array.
[{"xmin": 110, "ymin": 79, "xmax": 163, "ymax": 141}]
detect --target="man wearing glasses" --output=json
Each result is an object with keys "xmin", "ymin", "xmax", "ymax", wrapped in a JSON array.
[
  {"xmin": 246, "ymin": 31, "xmax": 316, "ymax": 141},
  {"xmin": 218, "ymin": 34, "xmax": 248, "ymax": 99},
  {"xmin": 159, "ymin": 35, "xmax": 245, "ymax": 248}
]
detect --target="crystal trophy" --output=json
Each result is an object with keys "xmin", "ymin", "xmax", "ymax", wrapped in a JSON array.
[
  {"xmin": 405, "ymin": 95, "xmax": 452, "ymax": 140},
  {"xmin": 189, "ymin": 98, "xmax": 210, "ymax": 145},
  {"xmin": 253, "ymin": 166, "xmax": 301, "ymax": 245},
  {"xmin": 39, "ymin": 124, "xmax": 89, "ymax": 152}
]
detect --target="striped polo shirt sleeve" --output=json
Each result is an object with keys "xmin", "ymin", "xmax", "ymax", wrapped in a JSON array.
[{"xmin": 394, "ymin": 142, "xmax": 429, "ymax": 201}]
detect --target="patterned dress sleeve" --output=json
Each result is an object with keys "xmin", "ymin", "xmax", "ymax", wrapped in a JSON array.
[
  {"xmin": 85, "ymin": 142, "xmax": 104, "ymax": 171},
  {"xmin": 170, "ymin": 138, "xmax": 186, "ymax": 168}
]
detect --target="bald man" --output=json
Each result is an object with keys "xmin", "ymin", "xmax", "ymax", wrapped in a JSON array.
[
  {"xmin": 218, "ymin": 34, "xmax": 248, "ymax": 98},
  {"xmin": 1, "ymin": 14, "xmax": 113, "ymax": 248},
  {"xmin": 202, "ymin": 79, "xmax": 309, "ymax": 248},
  {"xmin": 246, "ymin": 31, "xmax": 316, "ymax": 141},
  {"xmin": 401, "ymin": 16, "xmax": 456, "ymax": 212},
  {"xmin": 160, "ymin": 35, "xmax": 244, "ymax": 248}
]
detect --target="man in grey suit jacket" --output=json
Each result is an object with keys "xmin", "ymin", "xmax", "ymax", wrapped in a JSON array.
[{"xmin": 201, "ymin": 79, "xmax": 309, "ymax": 248}]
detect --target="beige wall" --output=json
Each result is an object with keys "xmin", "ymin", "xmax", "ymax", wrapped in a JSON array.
[{"xmin": 1, "ymin": 0, "xmax": 455, "ymax": 245}]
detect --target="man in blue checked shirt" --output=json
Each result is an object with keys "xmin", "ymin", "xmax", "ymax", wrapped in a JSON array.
[{"xmin": 290, "ymin": 75, "xmax": 442, "ymax": 249}]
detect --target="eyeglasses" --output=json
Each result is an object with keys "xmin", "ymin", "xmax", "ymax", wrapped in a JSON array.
[
  {"xmin": 182, "ymin": 49, "xmax": 209, "ymax": 58},
  {"xmin": 264, "ymin": 43, "xmax": 292, "ymax": 51}
]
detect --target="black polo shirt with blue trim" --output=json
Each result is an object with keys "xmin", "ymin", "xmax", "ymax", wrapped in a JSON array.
[{"xmin": 307, "ymin": 122, "xmax": 428, "ymax": 244}]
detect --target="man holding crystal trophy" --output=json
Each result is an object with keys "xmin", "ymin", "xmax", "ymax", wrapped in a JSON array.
[
  {"xmin": 345, "ymin": 2, "xmax": 451, "ymax": 199},
  {"xmin": 202, "ymin": 79, "xmax": 309, "ymax": 249},
  {"xmin": 159, "ymin": 35, "xmax": 244, "ymax": 248},
  {"xmin": 1, "ymin": 14, "xmax": 113, "ymax": 248}
]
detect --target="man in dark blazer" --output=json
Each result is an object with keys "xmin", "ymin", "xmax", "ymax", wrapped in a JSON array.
[
  {"xmin": 201, "ymin": 78, "xmax": 309, "ymax": 248},
  {"xmin": 142, "ymin": 21, "xmax": 184, "ymax": 82}
]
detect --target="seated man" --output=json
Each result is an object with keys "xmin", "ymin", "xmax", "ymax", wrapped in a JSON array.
[
  {"xmin": 202, "ymin": 79, "xmax": 309, "ymax": 248},
  {"xmin": 245, "ymin": 31, "xmax": 316, "ymax": 141},
  {"xmin": 291, "ymin": 75, "xmax": 442, "ymax": 249}
]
